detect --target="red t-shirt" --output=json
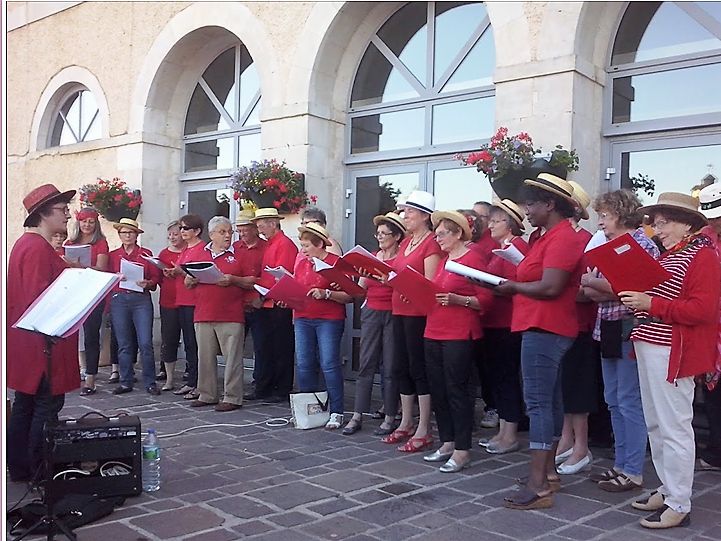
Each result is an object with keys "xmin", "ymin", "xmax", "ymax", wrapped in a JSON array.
[
  {"xmin": 392, "ymin": 234, "xmax": 443, "ymax": 316},
  {"xmin": 293, "ymin": 252, "xmax": 346, "ymax": 320},
  {"xmin": 174, "ymin": 242, "xmax": 207, "ymax": 307},
  {"xmin": 365, "ymin": 253, "xmax": 395, "ymax": 311},
  {"xmin": 108, "ymin": 244, "xmax": 161, "ymax": 294},
  {"xmin": 64, "ymin": 237, "xmax": 110, "ymax": 267},
  {"xmin": 511, "ymin": 219, "xmax": 585, "ymax": 337},
  {"xmin": 528, "ymin": 227, "xmax": 544, "ymax": 247},
  {"xmin": 574, "ymin": 227, "xmax": 597, "ymax": 334},
  {"xmin": 192, "ymin": 245, "xmax": 247, "ymax": 323},
  {"xmin": 484, "ymin": 236, "xmax": 529, "ymax": 329},
  {"xmin": 424, "ymin": 250, "xmax": 493, "ymax": 340},
  {"xmin": 158, "ymin": 248, "xmax": 182, "ymax": 308},
  {"xmin": 233, "ymin": 238, "xmax": 268, "ymax": 308},
  {"xmin": 469, "ymin": 229, "xmax": 498, "ymax": 266},
  {"xmin": 257, "ymin": 231, "xmax": 299, "ymax": 308}
]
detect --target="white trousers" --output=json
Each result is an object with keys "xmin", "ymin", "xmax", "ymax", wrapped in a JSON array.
[{"xmin": 634, "ymin": 340, "xmax": 696, "ymax": 513}]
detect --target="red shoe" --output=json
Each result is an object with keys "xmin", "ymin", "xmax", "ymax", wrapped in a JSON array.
[
  {"xmin": 397, "ymin": 434, "xmax": 434, "ymax": 453},
  {"xmin": 381, "ymin": 427, "xmax": 414, "ymax": 444}
]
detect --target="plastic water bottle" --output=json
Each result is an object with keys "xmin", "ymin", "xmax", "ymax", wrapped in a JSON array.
[{"xmin": 142, "ymin": 428, "xmax": 160, "ymax": 492}]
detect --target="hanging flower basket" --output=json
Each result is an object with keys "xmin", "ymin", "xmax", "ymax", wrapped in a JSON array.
[
  {"xmin": 78, "ymin": 178, "xmax": 142, "ymax": 221},
  {"xmin": 229, "ymin": 159, "xmax": 316, "ymax": 214},
  {"xmin": 457, "ymin": 127, "xmax": 579, "ymax": 202}
]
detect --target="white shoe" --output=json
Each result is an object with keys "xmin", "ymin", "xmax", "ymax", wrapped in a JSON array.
[
  {"xmin": 480, "ymin": 409, "xmax": 499, "ymax": 428},
  {"xmin": 325, "ymin": 413, "xmax": 344, "ymax": 430},
  {"xmin": 554, "ymin": 446, "xmax": 574, "ymax": 465},
  {"xmin": 557, "ymin": 452, "xmax": 593, "ymax": 475}
]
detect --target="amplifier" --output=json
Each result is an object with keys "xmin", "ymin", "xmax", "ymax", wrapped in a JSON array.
[{"xmin": 44, "ymin": 414, "xmax": 142, "ymax": 503}]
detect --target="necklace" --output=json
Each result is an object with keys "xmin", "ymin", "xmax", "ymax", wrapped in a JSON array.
[{"xmin": 408, "ymin": 230, "xmax": 429, "ymax": 249}]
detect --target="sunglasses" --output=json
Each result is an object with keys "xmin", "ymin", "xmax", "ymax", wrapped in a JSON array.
[{"xmin": 179, "ymin": 226, "xmax": 197, "ymax": 231}]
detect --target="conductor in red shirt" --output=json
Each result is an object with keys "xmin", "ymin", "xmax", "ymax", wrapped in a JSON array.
[{"xmin": 7, "ymin": 184, "xmax": 79, "ymax": 483}]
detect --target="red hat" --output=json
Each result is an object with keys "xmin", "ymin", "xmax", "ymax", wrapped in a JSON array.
[{"xmin": 23, "ymin": 184, "xmax": 76, "ymax": 227}]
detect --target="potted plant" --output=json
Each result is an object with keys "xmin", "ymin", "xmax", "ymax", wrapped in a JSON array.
[
  {"xmin": 229, "ymin": 159, "xmax": 316, "ymax": 214},
  {"xmin": 457, "ymin": 127, "xmax": 579, "ymax": 201},
  {"xmin": 78, "ymin": 177, "xmax": 143, "ymax": 221}
]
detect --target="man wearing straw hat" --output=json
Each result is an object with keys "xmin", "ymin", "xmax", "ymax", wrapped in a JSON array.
[
  {"xmin": 7, "ymin": 184, "xmax": 79, "ymax": 483},
  {"xmin": 244, "ymin": 207, "xmax": 298, "ymax": 403}
]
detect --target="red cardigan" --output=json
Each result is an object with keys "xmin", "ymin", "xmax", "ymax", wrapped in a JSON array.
[{"xmin": 647, "ymin": 246, "xmax": 720, "ymax": 382}]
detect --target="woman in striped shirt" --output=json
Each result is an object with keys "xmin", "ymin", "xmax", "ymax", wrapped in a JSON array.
[{"xmin": 619, "ymin": 192, "xmax": 720, "ymax": 530}]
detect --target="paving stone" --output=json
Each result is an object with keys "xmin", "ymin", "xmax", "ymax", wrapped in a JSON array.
[
  {"xmin": 76, "ymin": 520, "xmax": 154, "ymax": 540},
  {"xmin": 310, "ymin": 470, "xmax": 387, "ymax": 492},
  {"xmin": 465, "ymin": 507, "xmax": 566, "ymax": 540},
  {"xmin": 325, "ymin": 460, "xmax": 367, "ymax": 471},
  {"xmin": 95, "ymin": 503, "xmax": 150, "ymax": 524},
  {"xmin": 534, "ymin": 493, "xmax": 609, "ymax": 522},
  {"xmin": 297, "ymin": 466, "xmax": 336, "ymax": 478},
  {"xmin": 441, "ymin": 501, "xmax": 489, "ymax": 519},
  {"xmin": 350, "ymin": 490, "xmax": 394, "ymax": 504},
  {"xmin": 266, "ymin": 510, "xmax": 317, "ymax": 527},
  {"xmin": 554, "ymin": 523, "xmax": 606, "ymax": 540},
  {"xmin": 302, "ymin": 516, "xmax": 373, "ymax": 539},
  {"xmin": 230, "ymin": 519, "xmax": 276, "ymax": 537},
  {"xmin": 367, "ymin": 522, "xmax": 425, "ymax": 540},
  {"xmin": 143, "ymin": 498, "xmax": 185, "ymax": 511},
  {"xmin": 596, "ymin": 526, "xmax": 681, "ymax": 541},
  {"xmin": 378, "ymin": 482, "xmax": 420, "ymax": 495},
  {"xmin": 307, "ymin": 497, "xmax": 360, "ymax": 516},
  {"xmin": 207, "ymin": 495, "xmax": 277, "ymax": 519},
  {"xmin": 318, "ymin": 445, "xmax": 373, "ymax": 460},
  {"xmin": 360, "ymin": 459, "xmax": 430, "ymax": 479},
  {"xmin": 349, "ymin": 498, "xmax": 428, "ymax": 527},
  {"xmin": 244, "ymin": 529, "xmax": 318, "ymax": 541},
  {"xmin": 582, "ymin": 509, "xmax": 643, "ymax": 529},
  {"xmin": 129, "ymin": 505, "xmax": 225, "ymax": 537},
  {"xmin": 401, "ymin": 486, "xmax": 470, "ymax": 510},
  {"xmin": 449, "ymin": 472, "xmax": 517, "ymax": 495},
  {"xmin": 248, "ymin": 481, "xmax": 337, "ymax": 510},
  {"xmin": 278, "ymin": 454, "xmax": 332, "ymax": 472},
  {"xmin": 223, "ymin": 463, "xmax": 287, "ymax": 483},
  {"xmin": 181, "ymin": 489, "xmax": 229, "ymax": 503},
  {"xmin": 344, "ymin": 535, "xmax": 378, "ymax": 541},
  {"xmin": 266, "ymin": 449, "xmax": 305, "ymax": 461},
  {"xmin": 408, "ymin": 522, "xmax": 498, "ymax": 541},
  {"xmin": 183, "ymin": 528, "xmax": 241, "ymax": 541}
]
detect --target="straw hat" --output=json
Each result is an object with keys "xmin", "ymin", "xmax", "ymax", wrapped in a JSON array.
[
  {"xmin": 251, "ymin": 208, "xmax": 285, "ymax": 221},
  {"xmin": 496, "ymin": 199, "xmax": 526, "ymax": 231},
  {"xmin": 112, "ymin": 217, "xmax": 144, "ymax": 234},
  {"xmin": 22, "ymin": 184, "xmax": 76, "ymax": 227},
  {"xmin": 373, "ymin": 212, "xmax": 406, "ymax": 233},
  {"xmin": 297, "ymin": 222, "xmax": 331, "ymax": 246},
  {"xmin": 567, "ymin": 181, "xmax": 590, "ymax": 220},
  {"xmin": 523, "ymin": 173, "xmax": 576, "ymax": 206},
  {"xmin": 699, "ymin": 184, "xmax": 721, "ymax": 220},
  {"xmin": 639, "ymin": 192, "xmax": 706, "ymax": 224},
  {"xmin": 431, "ymin": 210, "xmax": 472, "ymax": 241},
  {"xmin": 235, "ymin": 209, "xmax": 256, "ymax": 226},
  {"xmin": 397, "ymin": 190, "xmax": 435, "ymax": 214}
]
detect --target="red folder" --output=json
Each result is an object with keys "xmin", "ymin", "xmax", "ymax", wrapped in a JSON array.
[
  {"xmin": 585, "ymin": 233, "xmax": 671, "ymax": 293},
  {"xmin": 387, "ymin": 266, "xmax": 443, "ymax": 314},
  {"xmin": 313, "ymin": 258, "xmax": 366, "ymax": 297},
  {"xmin": 340, "ymin": 246, "xmax": 394, "ymax": 279},
  {"xmin": 259, "ymin": 275, "xmax": 311, "ymax": 310}
]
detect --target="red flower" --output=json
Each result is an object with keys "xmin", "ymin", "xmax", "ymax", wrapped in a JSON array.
[
  {"xmin": 233, "ymin": 192, "xmax": 240, "ymax": 201},
  {"xmin": 278, "ymin": 183, "xmax": 288, "ymax": 194},
  {"xmin": 310, "ymin": 195, "xmax": 318, "ymax": 204},
  {"xmin": 89, "ymin": 193, "xmax": 96, "ymax": 202},
  {"xmin": 272, "ymin": 200, "xmax": 282, "ymax": 209},
  {"xmin": 114, "ymin": 194, "xmax": 123, "ymax": 202}
]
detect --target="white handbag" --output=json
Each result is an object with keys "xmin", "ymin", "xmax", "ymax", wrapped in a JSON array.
[{"xmin": 289, "ymin": 391, "xmax": 330, "ymax": 429}]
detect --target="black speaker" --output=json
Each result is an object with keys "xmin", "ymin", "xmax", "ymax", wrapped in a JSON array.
[{"xmin": 44, "ymin": 414, "xmax": 142, "ymax": 503}]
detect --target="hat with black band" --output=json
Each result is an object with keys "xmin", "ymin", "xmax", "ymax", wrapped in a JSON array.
[
  {"xmin": 496, "ymin": 199, "xmax": 526, "ymax": 230},
  {"xmin": 523, "ymin": 173, "xmax": 576, "ymax": 206},
  {"xmin": 397, "ymin": 190, "xmax": 435, "ymax": 215},
  {"xmin": 699, "ymin": 183, "xmax": 721, "ymax": 220}
]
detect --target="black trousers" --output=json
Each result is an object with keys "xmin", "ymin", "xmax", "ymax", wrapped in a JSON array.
[
  {"xmin": 701, "ymin": 384, "xmax": 721, "ymax": 466},
  {"xmin": 474, "ymin": 339, "xmax": 497, "ymax": 411},
  {"xmin": 160, "ymin": 306, "xmax": 181, "ymax": 364},
  {"xmin": 177, "ymin": 306, "xmax": 198, "ymax": 387},
  {"xmin": 7, "ymin": 376, "xmax": 64, "ymax": 481},
  {"xmin": 253, "ymin": 306, "xmax": 295, "ymax": 398},
  {"xmin": 83, "ymin": 303, "xmax": 105, "ymax": 375},
  {"xmin": 392, "ymin": 315, "xmax": 429, "ymax": 396},
  {"xmin": 485, "ymin": 327, "xmax": 523, "ymax": 423},
  {"xmin": 425, "ymin": 338, "xmax": 476, "ymax": 450}
]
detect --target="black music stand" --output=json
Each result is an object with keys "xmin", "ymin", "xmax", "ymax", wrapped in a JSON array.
[{"xmin": 13, "ymin": 332, "xmax": 77, "ymax": 541}]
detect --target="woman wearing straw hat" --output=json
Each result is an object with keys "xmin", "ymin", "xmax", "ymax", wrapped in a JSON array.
[
  {"xmin": 108, "ymin": 218, "xmax": 163, "ymax": 395},
  {"xmin": 383, "ymin": 190, "xmax": 443, "ymax": 453},
  {"xmin": 343, "ymin": 212, "xmax": 405, "ymax": 436},
  {"xmin": 479, "ymin": 199, "xmax": 528, "ymax": 455},
  {"xmin": 619, "ymin": 192, "xmax": 720, "ymax": 529},
  {"xmin": 422, "ymin": 210, "xmax": 492, "ymax": 472},
  {"xmin": 494, "ymin": 173, "xmax": 586, "ymax": 510},
  {"xmin": 294, "ymin": 222, "xmax": 353, "ymax": 429},
  {"xmin": 64, "ymin": 207, "xmax": 110, "ymax": 396}
]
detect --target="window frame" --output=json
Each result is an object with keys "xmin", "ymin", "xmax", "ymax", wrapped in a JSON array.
[{"xmin": 46, "ymin": 85, "xmax": 102, "ymax": 148}]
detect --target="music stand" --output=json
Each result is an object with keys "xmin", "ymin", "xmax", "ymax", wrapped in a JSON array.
[{"xmin": 13, "ymin": 332, "xmax": 77, "ymax": 541}]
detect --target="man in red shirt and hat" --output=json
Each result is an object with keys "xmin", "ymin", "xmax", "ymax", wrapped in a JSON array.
[{"xmin": 7, "ymin": 184, "xmax": 80, "ymax": 483}]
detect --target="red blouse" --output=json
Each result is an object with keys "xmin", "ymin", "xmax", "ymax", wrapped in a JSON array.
[
  {"xmin": 293, "ymin": 252, "xmax": 346, "ymax": 320},
  {"xmin": 108, "ymin": 244, "xmax": 161, "ymax": 294},
  {"xmin": 483, "ymin": 236, "xmax": 529, "ymax": 329},
  {"xmin": 365, "ymin": 253, "xmax": 395, "ymax": 312},
  {"xmin": 158, "ymin": 247, "xmax": 182, "ymax": 309},
  {"xmin": 174, "ymin": 242, "xmax": 207, "ymax": 307},
  {"xmin": 469, "ymin": 228, "xmax": 498, "ymax": 266},
  {"xmin": 257, "ymin": 231, "xmax": 299, "ymax": 308},
  {"xmin": 391, "ymin": 234, "xmax": 443, "ymax": 316},
  {"xmin": 192, "ymin": 245, "xmax": 247, "ymax": 324}
]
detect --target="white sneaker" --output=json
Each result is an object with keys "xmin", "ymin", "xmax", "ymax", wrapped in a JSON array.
[
  {"xmin": 325, "ymin": 413, "xmax": 344, "ymax": 430},
  {"xmin": 480, "ymin": 409, "xmax": 499, "ymax": 428}
]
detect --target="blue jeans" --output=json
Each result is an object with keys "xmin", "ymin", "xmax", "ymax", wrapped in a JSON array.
[
  {"xmin": 294, "ymin": 318, "xmax": 345, "ymax": 414},
  {"xmin": 110, "ymin": 292, "xmax": 156, "ymax": 388},
  {"xmin": 602, "ymin": 341, "xmax": 648, "ymax": 477},
  {"xmin": 521, "ymin": 331, "xmax": 574, "ymax": 450}
]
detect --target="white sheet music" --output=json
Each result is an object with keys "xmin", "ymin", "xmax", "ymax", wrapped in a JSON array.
[
  {"xmin": 64, "ymin": 244, "xmax": 92, "ymax": 267},
  {"xmin": 120, "ymin": 259, "xmax": 144, "ymax": 292}
]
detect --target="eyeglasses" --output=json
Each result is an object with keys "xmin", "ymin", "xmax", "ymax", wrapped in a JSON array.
[
  {"xmin": 488, "ymin": 218, "xmax": 508, "ymax": 225},
  {"xmin": 301, "ymin": 219, "xmax": 321, "ymax": 225},
  {"xmin": 179, "ymin": 225, "xmax": 196, "ymax": 231},
  {"xmin": 435, "ymin": 230, "xmax": 453, "ymax": 239},
  {"xmin": 50, "ymin": 205, "xmax": 70, "ymax": 215},
  {"xmin": 651, "ymin": 219, "xmax": 670, "ymax": 230},
  {"xmin": 118, "ymin": 230, "xmax": 137, "ymax": 235},
  {"xmin": 375, "ymin": 231, "xmax": 393, "ymax": 239}
]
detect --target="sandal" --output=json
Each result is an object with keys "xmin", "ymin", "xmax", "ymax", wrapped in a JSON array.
[
  {"xmin": 598, "ymin": 473, "xmax": 642, "ymax": 493},
  {"xmin": 108, "ymin": 371, "xmax": 120, "ymax": 384},
  {"xmin": 173, "ymin": 384, "xmax": 194, "ymax": 396},
  {"xmin": 397, "ymin": 434, "xmax": 434, "ymax": 453},
  {"xmin": 590, "ymin": 468, "xmax": 620, "ymax": 483},
  {"xmin": 381, "ymin": 427, "xmax": 414, "ymax": 444},
  {"xmin": 516, "ymin": 474, "xmax": 561, "ymax": 493},
  {"xmin": 504, "ymin": 487, "xmax": 554, "ymax": 510},
  {"xmin": 183, "ymin": 389, "xmax": 200, "ymax": 400},
  {"xmin": 80, "ymin": 387, "xmax": 97, "ymax": 396}
]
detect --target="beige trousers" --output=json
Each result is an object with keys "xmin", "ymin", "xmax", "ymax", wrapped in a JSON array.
[
  {"xmin": 634, "ymin": 340, "xmax": 696, "ymax": 513},
  {"xmin": 195, "ymin": 322, "xmax": 245, "ymax": 405}
]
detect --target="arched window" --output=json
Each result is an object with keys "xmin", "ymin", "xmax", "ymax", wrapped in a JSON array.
[
  {"xmin": 182, "ymin": 43, "xmax": 261, "ymax": 176},
  {"xmin": 606, "ymin": 2, "xmax": 721, "ymax": 203},
  {"xmin": 49, "ymin": 87, "xmax": 101, "ymax": 147}
]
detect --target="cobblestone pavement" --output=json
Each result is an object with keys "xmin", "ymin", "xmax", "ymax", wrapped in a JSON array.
[{"xmin": 7, "ymin": 367, "xmax": 721, "ymax": 540}]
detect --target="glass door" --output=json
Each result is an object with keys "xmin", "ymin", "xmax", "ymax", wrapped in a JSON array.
[
  {"xmin": 181, "ymin": 181, "xmax": 236, "ymax": 242},
  {"xmin": 428, "ymin": 159, "xmax": 495, "ymax": 209},
  {"xmin": 608, "ymin": 135, "xmax": 721, "ymax": 205}
]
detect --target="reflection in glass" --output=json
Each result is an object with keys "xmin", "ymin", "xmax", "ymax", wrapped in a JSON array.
[
  {"xmin": 351, "ymin": 43, "xmax": 419, "ymax": 107},
  {"xmin": 433, "ymin": 167, "xmax": 493, "ymax": 211},
  {"xmin": 188, "ymin": 189, "xmax": 232, "ymax": 242},
  {"xmin": 619, "ymin": 145, "xmax": 721, "ymax": 206},
  {"xmin": 442, "ymin": 29, "xmax": 495, "ymax": 93},
  {"xmin": 184, "ymin": 137, "xmax": 234, "ymax": 172},
  {"xmin": 239, "ymin": 46, "xmax": 259, "ymax": 122},
  {"xmin": 351, "ymin": 109, "xmax": 425, "ymax": 153},
  {"xmin": 612, "ymin": 2, "xmax": 721, "ymax": 65},
  {"xmin": 202, "ymin": 47, "xmax": 235, "ymax": 113},
  {"xmin": 185, "ymin": 84, "xmax": 224, "ymax": 135},
  {"xmin": 612, "ymin": 63, "xmax": 721, "ymax": 123},
  {"xmin": 432, "ymin": 97, "xmax": 495, "ymax": 145},
  {"xmin": 434, "ymin": 2, "xmax": 487, "ymax": 84},
  {"xmin": 50, "ymin": 90, "xmax": 101, "ymax": 146},
  {"xmin": 237, "ymin": 133, "xmax": 261, "ymax": 167},
  {"xmin": 377, "ymin": 2, "xmax": 427, "ymax": 84}
]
